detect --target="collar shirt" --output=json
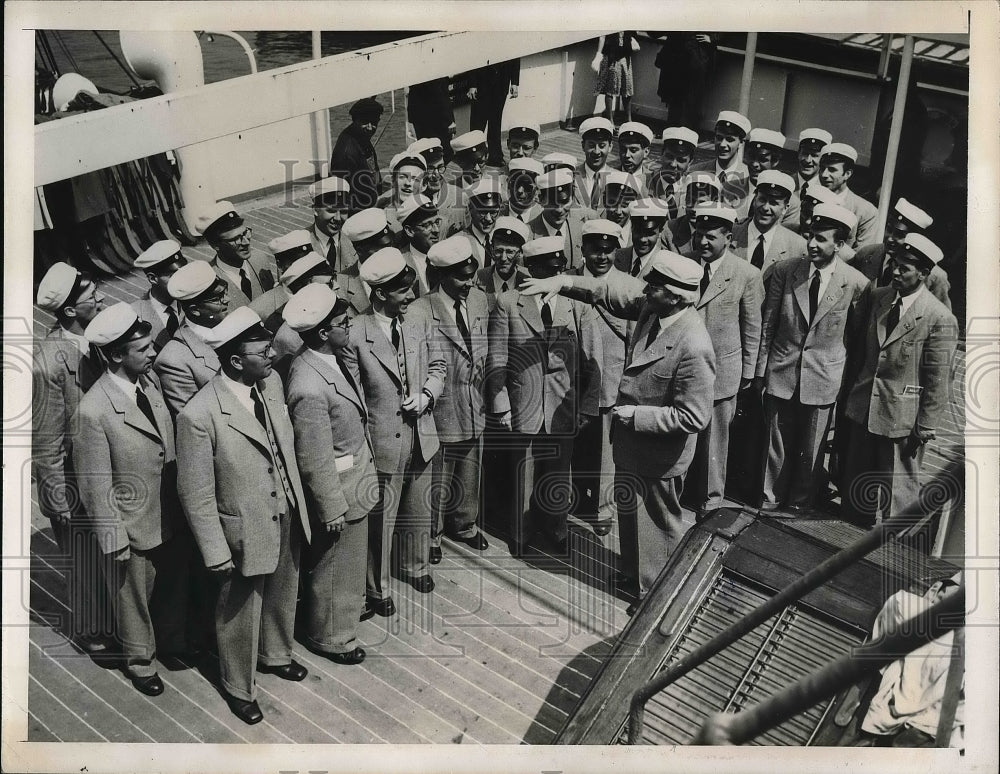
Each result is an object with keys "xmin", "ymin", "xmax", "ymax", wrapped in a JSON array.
[
  {"xmin": 898, "ymin": 284, "xmax": 926, "ymax": 315},
  {"xmin": 747, "ymin": 220, "xmax": 777, "ymax": 256},
  {"xmin": 372, "ymin": 308, "xmax": 398, "ymax": 344},
  {"xmin": 312, "ymin": 349, "xmax": 346, "ymax": 379},
  {"xmin": 61, "ymin": 327, "xmax": 91, "ymax": 356},
  {"xmin": 186, "ymin": 321, "xmax": 215, "ymax": 342},
  {"xmin": 808, "ymin": 260, "xmax": 837, "ymax": 300},
  {"xmin": 220, "ymin": 373, "xmax": 256, "ymax": 415},
  {"xmin": 409, "ymin": 246, "xmax": 430, "ymax": 293},
  {"xmin": 107, "ymin": 370, "xmax": 138, "ymax": 403}
]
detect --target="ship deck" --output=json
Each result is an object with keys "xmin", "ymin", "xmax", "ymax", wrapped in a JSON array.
[{"xmin": 23, "ymin": 120, "xmax": 966, "ymax": 745}]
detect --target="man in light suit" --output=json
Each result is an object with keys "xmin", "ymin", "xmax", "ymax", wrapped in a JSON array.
[
  {"xmin": 598, "ymin": 171, "xmax": 641, "ymax": 248},
  {"xmin": 154, "ymin": 261, "xmax": 228, "ymax": 415},
  {"xmin": 486, "ymin": 236, "xmax": 603, "ymax": 554},
  {"xmin": 197, "ymin": 200, "xmax": 277, "ymax": 309},
  {"xmin": 683, "ymin": 206, "xmax": 763, "ymax": 517},
  {"xmin": 851, "ymin": 198, "xmax": 951, "ymax": 311},
  {"xmin": 755, "ymin": 203, "xmax": 869, "ymax": 510},
  {"xmin": 648, "ymin": 127, "xmax": 700, "ymax": 221},
  {"xmin": 504, "ymin": 158, "xmax": 544, "ymax": 224},
  {"xmin": 33, "ymin": 263, "xmax": 109, "ymax": 650},
  {"xmin": 176, "ymin": 307, "xmax": 311, "ymax": 725},
  {"xmin": 305, "ymin": 176, "xmax": 357, "ymax": 275},
  {"xmin": 74, "ymin": 304, "xmax": 189, "ymax": 696},
  {"xmin": 570, "ymin": 220, "xmax": 630, "ymax": 536},
  {"xmin": 793, "ymin": 128, "xmax": 833, "ymax": 224},
  {"xmin": 344, "ymin": 248, "xmax": 447, "ymax": 615},
  {"xmin": 730, "ymin": 170, "xmax": 809, "ymax": 286},
  {"xmin": 131, "ymin": 241, "xmax": 188, "ymax": 352},
  {"xmin": 663, "ymin": 172, "xmax": 722, "ymax": 254},
  {"xmin": 841, "ymin": 234, "xmax": 958, "ymax": 526},
  {"xmin": 338, "ymin": 208, "xmax": 397, "ymax": 318},
  {"xmin": 738, "ymin": 128, "xmax": 801, "ymax": 230},
  {"xmin": 818, "ymin": 143, "xmax": 879, "ymax": 249},
  {"xmin": 409, "ymin": 236, "xmax": 492, "ymax": 562},
  {"xmin": 615, "ymin": 121, "xmax": 655, "ymax": 196},
  {"xmin": 398, "ymin": 194, "xmax": 444, "ymax": 296},
  {"xmin": 688, "ymin": 110, "xmax": 751, "ymax": 208},
  {"xmin": 284, "ymin": 285, "xmax": 379, "ymax": 665},
  {"xmin": 615, "ymin": 199, "xmax": 672, "ymax": 279},
  {"xmin": 446, "ymin": 179, "xmax": 504, "ymax": 267},
  {"xmin": 408, "ymin": 138, "xmax": 464, "ymax": 234},
  {"xmin": 519, "ymin": 250, "xmax": 715, "ymax": 608},
  {"xmin": 526, "ymin": 168, "xmax": 597, "ymax": 270},
  {"xmin": 574, "ymin": 117, "xmax": 615, "ymax": 210},
  {"xmin": 474, "ymin": 216, "xmax": 531, "ymax": 312}
]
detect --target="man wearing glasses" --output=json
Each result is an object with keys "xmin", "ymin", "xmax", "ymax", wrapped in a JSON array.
[
  {"xmin": 398, "ymin": 194, "xmax": 444, "ymax": 296},
  {"xmin": 177, "ymin": 307, "xmax": 311, "ymax": 725},
  {"xmin": 33, "ymin": 262, "xmax": 110, "ymax": 652},
  {"xmin": 198, "ymin": 200, "xmax": 278, "ymax": 310}
]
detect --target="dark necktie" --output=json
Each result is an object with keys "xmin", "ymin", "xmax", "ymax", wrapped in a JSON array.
[
  {"xmin": 326, "ymin": 238, "xmax": 338, "ymax": 271},
  {"xmin": 135, "ymin": 386, "xmax": 159, "ymax": 435},
  {"xmin": 808, "ymin": 270, "xmax": 821, "ymax": 321},
  {"xmin": 590, "ymin": 175, "xmax": 600, "ymax": 207},
  {"xmin": 454, "ymin": 298, "xmax": 472, "ymax": 351},
  {"xmin": 751, "ymin": 234, "xmax": 766, "ymax": 269},
  {"xmin": 500, "ymin": 280, "xmax": 509, "ymax": 293},
  {"xmin": 541, "ymin": 301, "xmax": 553, "ymax": 329},
  {"xmin": 700, "ymin": 263, "xmax": 712, "ymax": 297},
  {"xmin": 251, "ymin": 384, "xmax": 268, "ymax": 430},
  {"xmin": 391, "ymin": 317, "xmax": 401, "ymax": 351},
  {"xmin": 239, "ymin": 266, "xmax": 253, "ymax": 299},
  {"xmin": 885, "ymin": 297, "xmax": 902, "ymax": 337},
  {"xmin": 645, "ymin": 315, "xmax": 661, "ymax": 349},
  {"xmin": 666, "ymin": 190, "xmax": 678, "ymax": 221},
  {"xmin": 879, "ymin": 256, "xmax": 894, "ymax": 287},
  {"xmin": 631, "ymin": 254, "xmax": 642, "ymax": 277},
  {"xmin": 800, "ymin": 182, "xmax": 808, "ymax": 202},
  {"xmin": 165, "ymin": 305, "xmax": 180, "ymax": 338},
  {"xmin": 335, "ymin": 355, "xmax": 360, "ymax": 400}
]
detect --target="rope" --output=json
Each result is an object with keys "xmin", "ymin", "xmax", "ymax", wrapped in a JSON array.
[
  {"xmin": 50, "ymin": 30, "xmax": 80, "ymax": 74},
  {"xmin": 93, "ymin": 32, "xmax": 141, "ymax": 88}
]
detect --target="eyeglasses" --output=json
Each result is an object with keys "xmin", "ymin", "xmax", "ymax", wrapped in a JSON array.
[
  {"xmin": 327, "ymin": 317, "xmax": 351, "ymax": 330},
  {"xmin": 414, "ymin": 217, "xmax": 443, "ymax": 231},
  {"xmin": 240, "ymin": 344, "xmax": 273, "ymax": 359},
  {"xmin": 222, "ymin": 227, "xmax": 253, "ymax": 244},
  {"xmin": 492, "ymin": 246, "xmax": 521, "ymax": 260}
]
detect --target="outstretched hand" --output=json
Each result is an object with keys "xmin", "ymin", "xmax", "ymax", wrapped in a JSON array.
[{"xmin": 517, "ymin": 276, "xmax": 564, "ymax": 303}]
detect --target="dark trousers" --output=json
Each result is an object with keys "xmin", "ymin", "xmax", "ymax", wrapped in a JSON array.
[
  {"xmin": 432, "ymin": 435, "xmax": 484, "ymax": 543},
  {"xmin": 470, "ymin": 86, "xmax": 509, "ymax": 163},
  {"xmin": 508, "ymin": 431, "xmax": 574, "ymax": 544},
  {"xmin": 841, "ymin": 420, "xmax": 926, "ymax": 526},
  {"xmin": 572, "ymin": 409, "xmax": 616, "ymax": 523},
  {"xmin": 215, "ymin": 508, "xmax": 301, "ymax": 702}
]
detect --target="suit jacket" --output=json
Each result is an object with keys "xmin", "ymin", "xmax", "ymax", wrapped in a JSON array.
[
  {"xmin": 176, "ymin": 372, "xmax": 311, "ymax": 576},
  {"xmin": 285, "ymin": 349, "xmax": 379, "ymax": 526},
  {"xmin": 132, "ymin": 292, "xmax": 181, "ymax": 352},
  {"xmin": 474, "ymin": 266, "xmax": 527, "ymax": 314},
  {"xmin": 663, "ymin": 215, "xmax": 691, "ymax": 252},
  {"xmin": 444, "ymin": 223, "xmax": 491, "ymax": 269},
  {"xmin": 757, "ymin": 257, "xmax": 869, "ymax": 405},
  {"xmin": 571, "ymin": 266, "xmax": 629, "ymax": 408},
  {"xmin": 407, "ymin": 78, "xmax": 455, "ymax": 128},
  {"xmin": 214, "ymin": 251, "xmax": 278, "ymax": 310},
  {"xmin": 486, "ymin": 289, "xmax": 602, "ymax": 434},
  {"xmin": 593, "ymin": 282, "xmax": 716, "ymax": 479},
  {"xmin": 525, "ymin": 208, "xmax": 596, "ymax": 270},
  {"xmin": 153, "ymin": 323, "xmax": 221, "ymax": 415},
  {"xmin": 407, "ymin": 288, "xmax": 491, "ymax": 442},
  {"xmin": 688, "ymin": 159, "xmax": 750, "ymax": 208},
  {"xmin": 343, "ymin": 313, "xmax": 447, "ymax": 473},
  {"xmin": 841, "ymin": 188, "xmax": 879, "ymax": 248},
  {"xmin": 309, "ymin": 225, "xmax": 358, "ymax": 276},
  {"xmin": 851, "ymin": 243, "xmax": 952, "ymax": 311},
  {"xmin": 688, "ymin": 251, "xmax": 763, "ymax": 400},
  {"xmin": 844, "ymin": 286, "xmax": 958, "ymax": 438},
  {"xmin": 573, "ymin": 163, "xmax": 611, "ymax": 210},
  {"xmin": 338, "ymin": 262, "xmax": 373, "ymax": 318},
  {"xmin": 730, "ymin": 221, "xmax": 808, "ymax": 284},
  {"xmin": 469, "ymin": 60, "xmax": 520, "ymax": 92},
  {"xmin": 73, "ymin": 372, "xmax": 179, "ymax": 554},
  {"xmin": 736, "ymin": 190, "xmax": 802, "ymax": 233},
  {"xmin": 32, "ymin": 326, "xmax": 104, "ymax": 518}
]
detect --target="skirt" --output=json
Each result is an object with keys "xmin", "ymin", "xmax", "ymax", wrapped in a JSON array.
[{"xmin": 595, "ymin": 55, "xmax": 634, "ymax": 98}]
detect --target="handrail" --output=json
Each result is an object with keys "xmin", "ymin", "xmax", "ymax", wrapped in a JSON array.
[
  {"xmin": 690, "ymin": 587, "xmax": 965, "ymax": 745},
  {"xmin": 625, "ymin": 458, "xmax": 962, "ymax": 744},
  {"xmin": 199, "ymin": 31, "xmax": 258, "ymax": 75}
]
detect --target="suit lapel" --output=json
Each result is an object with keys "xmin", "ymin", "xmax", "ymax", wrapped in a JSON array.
[
  {"xmin": 179, "ymin": 325, "xmax": 220, "ymax": 370},
  {"xmin": 627, "ymin": 309, "xmax": 690, "ymax": 370},
  {"xmin": 811, "ymin": 260, "xmax": 849, "ymax": 326},
  {"xmin": 516, "ymin": 293, "xmax": 544, "ymax": 334},
  {"xmin": 792, "ymin": 260, "xmax": 811, "ymax": 322},
  {"xmin": 883, "ymin": 291, "xmax": 923, "ymax": 349},
  {"xmin": 214, "ymin": 378, "xmax": 273, "ymax": 458},
  {"xmin": 101, "ymin": 374, "xmax": 162, "ymax": 443},
  {"xmin": 430, "ymin": 291, "xmax": 469, "ymax": 357},
  {"xmin": 364, "ymin": 315, "xmax": 403, "ymax": 385},
  {"xmin": 303, "ymin": 350, "xmax": 364, "ymax": 411},
  {"xmin": 697, "ymin": 256, "xmax": 732, "ymax": 307}
]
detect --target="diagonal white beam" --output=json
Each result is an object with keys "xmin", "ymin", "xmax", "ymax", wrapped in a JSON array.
[{"xmin": 35, "ymin": 30, "xmax": 601, "ymax": 186}]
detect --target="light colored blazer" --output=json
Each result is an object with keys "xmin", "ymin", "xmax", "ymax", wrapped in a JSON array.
[
  {"xmin": 486, "ymin": 289, "xmax": 603, "ymax": 435},
  {"xmin": 176, "ymin": 372, "xmax": 311, "ymax": 576},
  {"xmin": 851, "ymin": 243, "xmax": 952, "ymax": 311},
  {"xmin": 570, "ymin": 266, "xmax": 629, "ymax": 408},
  {"xmin": 406, "ymin": 287, "xmax": 491, "ymax": 443},
  {"xmin": 688, "ymin": 159, "xmax": 750, "ymax": 208},
  {"xmin": 844, "ymin": 286, "xmax": 958, "ymax": 438},
  {"xmin": 573, "ymin": 163, "xmax": 610, "ymax": 210},
  {"xmin": 343, "ymin": 313, "xmax": 447, "ymax": 473},
  {"xmin": 841, "ymin": 188, "xmax": 879, "ymax": 249},
  {"xmin": 730, "ymin": 222, "xmax": 808, "ymax": 284},
  {"xmin": 285, "ymin": 348, "xmax": 379, "ymax": 526},
  {"xmin": 132, "ymin": 292, "xmax": 181, "ymax": 352},
  {"xmin": 593, "ymin": 281, "xmax": 716, "ymax": 480},
  {"xmin": 338, "ymin": 263, "xmax": 373, "ymax": 318},
  {"xmin": 309, "ymin": 224, "xmax": 358, "ymax": 275},
  {"xmin": 474, "ymin": 265, "xmax": 527, "ymax": 313},
  {"xmin": 153, "ymin": 323, "xmax": 221, "ymax": 415},
  {"xmin": 525, "ymin": 208, "xmax": 596, "ymax": 270},
  {"xmin": 214, "ymin": 250, "xmax": 278, "ymax": 310},
  {"xmin": 72, "ymin": 372, "xmax": 178, "ymax": 554},
  {"xmin": 756, "ymin": 257, "xmax": 869, "ymax": 405},
  {"xmin": 687, "ymin": 251, "xmax": 763, "ymax": 400},
  {"xmin": 32, "ymin": 326, "xmax": 104, "ymax": 518}
]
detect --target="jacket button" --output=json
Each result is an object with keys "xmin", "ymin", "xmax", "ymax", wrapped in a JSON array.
[
  {"xmin": 272, "ymin": 515, "xmax": 278, "ymax": 521},
  {"xmin": 158, "ymin": 451, "xmax": 164, "ymax": 457},
  {"xmin": 395, "ymin": 433, "xmax": 401, "ymax": 438},
  {"xmin": 396, "ymin": 410, "xmax": 402, "ymax": 416},
  {"xmin": 268, "ymin": 467, "xmax": 274, "ymax": 473},
  {"xmin": 397, "ymin": 390, "xmax": 402, "ymax": 396},
  {"xmin": 271, "ymin": 491, "xmax": 277, "ymax": 497}
]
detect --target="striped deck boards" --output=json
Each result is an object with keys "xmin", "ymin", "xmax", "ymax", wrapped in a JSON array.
[{"xmin": 25, "ymin": 125, "xmax": 966, "ymax": 744}]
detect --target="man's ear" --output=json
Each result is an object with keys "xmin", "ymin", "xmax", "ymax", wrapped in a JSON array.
[
  {"xmin": 403, "ymin": 225, "xmax": 416, "ymax": 241},
  {"xmin": 843, "ymin": 167, "xmax": 854, "ymax": 182}
]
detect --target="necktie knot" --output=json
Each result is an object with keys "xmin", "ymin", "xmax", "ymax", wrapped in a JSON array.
[
  {"xmin": 885, "ymin": 297, "xmax": 903, "ymax": 336},
  {"xmin": 390, "ymin": 317, "xmax": 401, "ymax": 351},
  {"xmin": 808, "ymin": 269, "xmax": 821, "ymax": 320},
  {"xmin": 700, "ymin": 263, "xmax": 712, "ymax": 296},
  {"xmin": 645, "ymin": 315, "xmax": 661, "ymax": 348}
]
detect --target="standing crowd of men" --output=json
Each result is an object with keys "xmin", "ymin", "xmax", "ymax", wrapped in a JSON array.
[{"xmin": 33, "ymin": 77, "xmax": 959, "ymax": 727}]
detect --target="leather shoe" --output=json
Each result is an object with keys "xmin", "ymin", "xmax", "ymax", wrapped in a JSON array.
[
  {"xmin": 226, "ymin": 695, "xmax": 263, "ymax": 725},
  {"xmin": 359, "ymin": 602, "xmax": 376, "ymax": 622},
  {"xmin": 73, "ymin": 635, "xmax": 109, "ymax": 654},
  {"xmin": 593, "ymin": 521, "xmax": 613, "ymax": 537},
  {"xmin": 366, "ymin": 596, "xmax": 396, "ymax": 617},
  {"xmin": 429, "ymin": 546, "xmax": 443, "ymax": 565},
  {"xmin": 326, "ymin": 647, "xmax": 366, "ymax": 666},
  {"xmin": 758, "ymin": 501, "xmax": 781, "ymax": 512},
  {"xmin": 130, "ymin": 673, "xmax": 164, "ymax": 696},
  {"xmin": 406, "ymin": 575, "xmax": 435, "ymax": 593},
  {"xmin": 625, "ymin": 603, "xmax": 638, "ymax": 617},
  {"xmin": 257, "ymin": 659, "xmax": 307, "ymax": 681},
  {"xmin": 448, "ymin": 532, "xmax": 489, "ymax": 551}
]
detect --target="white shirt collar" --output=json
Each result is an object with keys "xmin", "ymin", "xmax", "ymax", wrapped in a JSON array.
[
  {"xmin": 312, "ymin": 226, "xmax": 331, "ymax": 252},
  {"xmin": 186, "ymin": 321, "xmax": 215, "ymax": 342},
  {"xmin": 897, "ymin": 284, "xmax": 925, "ymax": 314},
  {"xmin": 107, "ymin": 369, "xmax": 138, "ymax": 402},
  {"xmin": 372, "ymin": 308, "xmax": 399, "ymax": 342},
  {"xmin": 747, "ymin": 220, "xmax": 776, "ymax": 252},
  {"xmin": 312, "ymin": 349, "xmax": 345, "ymax": 375},
  {"xmin": 543, "ymin": 217, "xmax": 565, "ymax": 237},
  {"xmin": 220, "ymin": 373, "xmax": 257, "ymax": 415},
  {"xmin": 61, "ymin": 327, "xmax": 91, "ymax": 356}
]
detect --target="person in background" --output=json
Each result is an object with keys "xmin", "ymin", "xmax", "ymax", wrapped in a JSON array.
[
  {"xmin": 730, "ymin": 170, "xmax": 808, "ymax": 286},
  {"xmin": 615, "ymin": 199, "xmax": 671, "ymax": 278},
  {"xmin": 330, "ymin": 97, "xmax": 385, "ymax": 211},
  {"xmin": 592, "ymin": 32, "xmax": 639, "ymax": 125},
  {"xmin": 526, "ymin": 168, "xmax": 597, "ymax": 269},
  {"xmin": 794, "ymin": 128, "xmax": 833, "ymax": 208},
  {"xmin": 305, "ymin": 177, "xmax": 356, "ymax": 275},
  {"xmin": 447, "ymin": 179, "xmax": 505, "ymax": 267},
  {"xmin": 574, "ymin": 116, "xmax": 615, "ymax": 211},
  {"xmin": 198, "ymin": 201, "xmax": 277, "ymax": 310},
  {"xmin": 338, "ymin": 209, "xmax": 397, "ymax": 318},
  {"xmin": 397, "ymin": 194, "xmax": 443, "ymax": 296},
  {"xmin": 506, "ymin": 124, "xmax": 540, "ymax": 164},
  {"xmin": 599, "ymin": 171, "xmax": 643, "ymax": 248},
  {"xmin": 689, "ymin": 110, "xmax": 751, "ymax": 208},
  {"xmin": 467, "ymin": 58, "xmax": 520, "ymax": 167},
  {"xmin": 131, "ymin": 241, "xmax": 188, "ymax": 352},
  {"xmin": 407, "ymin": 77, "xmax": 456, "ymax": 165},
  {"xmin": 378, "ymin": 152, "xmax": 428, "ymax": 238},
  {"xmin": 616, "ymin": 121, "xmax": 655, "ymax": 195},
  {"xmin": 665, "ymin": 172, "xmax": 723, "ymax": 253},
  {"xmin": 740, "ymin": 128, "xmax": 800, "ymax": 229},
  {"xmin": 475, "ymin": 215, "xmax": 531, "ymax": 311},
  {"xmin": 450, "ymin": 130, "xmax": 490, "ymax": 189},
  {"xmin": 505, "ymin": 158, "xmax": 544, "ymax": 223},
  {"xmin": 818, "ymin": 142, "xmax": 879, "ymax": 249},
  {"xmin": 652, "ymin": 33, "xmax": 718, "ymax": 127},
  {"xmin": 408, "ymin": 137, "xmax": 464, "ymax": 233},
  {"xmin": 650, "ymin": 127, "xmax": 700, "ymax": 220}
]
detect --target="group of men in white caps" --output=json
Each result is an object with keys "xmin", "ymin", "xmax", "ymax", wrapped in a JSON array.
[{"xmin": 32, "ymin": 93, "xmax": 958, "ymax": 726}]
